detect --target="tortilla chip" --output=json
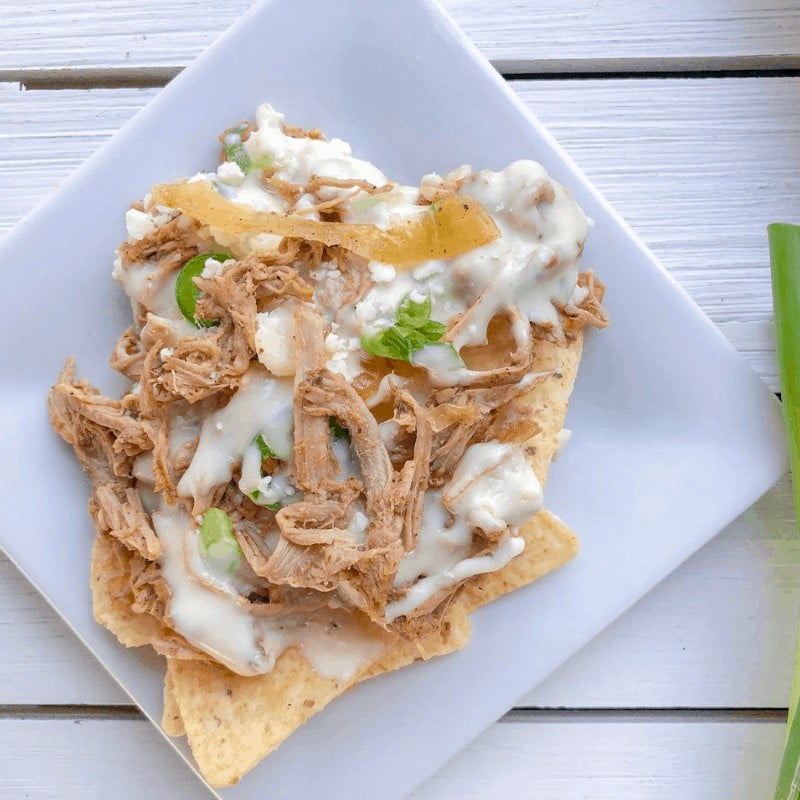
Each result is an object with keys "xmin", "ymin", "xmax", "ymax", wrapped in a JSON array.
[
  {"xmin": 162, "ymin": 669, "xmax": 186, "ymax": 737},
  {"xmin": 91, "ymin": 533, "xmax": 164, "ymax": 647},
  {"xmin": 162, "ymin": 326, "xmax": 586, "ymax": 787},
  {"xmin": 518, "ymin": 333, "xmax": 584, "ymax": 485},
  {"xmin": 165, "ymin": 505, "xmax": 575, "ymax": 787},
  {"xmin": 94, "ymin": 307, "xmax": 586, "ymax": 787},
  {"xmin": 91, "ymin": 532, "xmax": 210, "ymax": 662},
  {"xmin": 166, "ymin": 607, "xmax": 471, "ymax": 787}
]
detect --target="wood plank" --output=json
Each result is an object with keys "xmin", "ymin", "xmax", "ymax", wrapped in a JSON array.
[
  {"xmin": 0, "ymin": 717, "xmax": 785, "ymax": 798},
  {"xmin": 414, "ymin": 718, "xmax": 785, "ymax": 799},
  {"xmin": 1, "ymin": 77, "xmax": 794, "ymax": 387},
  {"xmin": 2, "ymin": 0, "xmax": 800, "ymax": 74}
]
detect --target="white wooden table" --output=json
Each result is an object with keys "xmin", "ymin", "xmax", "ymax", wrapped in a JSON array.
[{"xmin": 2, "ymin": 2, "xmax": 800, "ymax": 797}]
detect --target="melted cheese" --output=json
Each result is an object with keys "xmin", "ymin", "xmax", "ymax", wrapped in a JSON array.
[
  {"xmin": 448, "ymin": 161, "xmax": 588, "ymax": 348},
  {"xmin": 154, "ymin": 504, "xmax": 385, "ymax": 678},
  {"xmin": 177, "ymin": 367, "xmax": 294, "ymax": 502},
  {"xmin": 386, "ymin": 533, "xmax": 524, "ymax": 622},
  {"xmin": 442, "ymin": 442, "xmax": 543, "ymax": 534},
  {"xmin": 247, "ymin": 104, "xmax": 388, "ymax": 191},
  {"xmin": 388, "ymin": 443, "xmax": 541, "ymax": 621}
]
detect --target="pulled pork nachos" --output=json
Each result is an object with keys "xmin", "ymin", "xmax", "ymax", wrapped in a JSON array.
[{"xmin": 49, "ymin": 103, "xmax": 607, "ymax": 787}]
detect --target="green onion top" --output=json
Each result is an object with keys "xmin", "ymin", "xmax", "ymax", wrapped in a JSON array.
[
  {"xmin": 768, "ymin": 222, "xmax": 800, "ymax": 800},
  {"xmin": 248, "ymin": 489, "xmax": 281, "ymax": 511}
]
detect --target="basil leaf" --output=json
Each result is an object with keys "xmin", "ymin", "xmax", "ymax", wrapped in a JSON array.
[
  {"xmin": 415, "ymin": 319, "xmax": 447, "ymax": 339},
  {"xmin": 395, "ymin": 295, "xmax": 432, "ymax": 329},
  {"xmin": 361, "ymin": 326, "xmax": 413, "ymax": 361},
  {"xmin": 360, "ymin": 293, "xmax": 450, "ymax": 363}
]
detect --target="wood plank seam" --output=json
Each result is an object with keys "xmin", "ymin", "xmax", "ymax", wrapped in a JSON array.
[
  {"xmin": 503, "ymin": 708, "xmax": 789, "ymax": 723},
  {"xmin": 3, "ymin": 60, "xmax": 800, "ymax": 91},
  {"xmin": 0, "ymin": 706, "xmax": 787, "ymax": 723}
]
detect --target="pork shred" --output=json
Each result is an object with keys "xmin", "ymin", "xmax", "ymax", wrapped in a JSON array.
[{"xmin": 51, "ymin": 166, "xmax": 607, "ymax": 656}]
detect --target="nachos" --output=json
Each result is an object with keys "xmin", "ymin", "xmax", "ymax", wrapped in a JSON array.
[{"xmin": 49, "ymin": 103, "xmax": 607, "ymax": 787}]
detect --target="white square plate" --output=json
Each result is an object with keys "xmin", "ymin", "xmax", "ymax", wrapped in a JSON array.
[{"xmin": 0, "ymin": 0, "xmax": 787, "ymax": 797}]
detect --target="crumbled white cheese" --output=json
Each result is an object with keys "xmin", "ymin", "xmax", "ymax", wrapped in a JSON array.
[
  {"xmin": 201, "ymin": 257, "xmax": 228, "ymax": 279},
  {"xmin": 324, "ymin": 331, "xmax": 362, "ymax": 379},
  {"xmin": 368, "ymin": 262, "xmax": 396, "ymax": 284},
  {"xmin": 568, "ymin": 284, "xmax": 589, "ymax": 307},
  {"xmin": 325, "ymin": 332, "xmax": 349, "ymax": 357},
  {"xmin": 112, "ymin": 255, "xmax": 124, "ymax": 281},
  {"xmin": 159, "ymin": 347, "xmax": 174, "ymax": 360},
  {"xmin": 354, "ymin": 274, "xmax": 414, "ymax": 329},
  {"xmin": 255, "ymin": 305, "xmax": 296, "ymax": 376},
  {"xmin": 125, "ymin": 208, "xmax": 156, "ymax": 241},
  {"xmin": 217, "ymin": 161, "xmax": 246, "ymax": 185}
]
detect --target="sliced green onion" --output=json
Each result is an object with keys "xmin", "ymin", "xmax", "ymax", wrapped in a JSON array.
[
  {"xmin": 248, "ymin": 489, "xmax": 280, "ymax": 511},
  {"xmin": 222, "ymin": 125, "xmax": 273, "ymax": 175},
  {"xmin": 329, "ymin": 417, "xmax": 351, "ymax": 441},
  {"xmin": 253, "ymin": 433, "xmax": 277, "ymax": 460},
  {"xmin": 248, "ymin": 436, "xmax": 282, "ymax": 510},
  {"xmin": 199, "ymin": 508, "xmax": 242, "ymax": 573},
  {"xmin": 175, "ymin": 252, "xmax": 229, "ymax": 327},
  {"xmin": 769, "ymin": 222, "xmax": 800, "ymax": 800}
]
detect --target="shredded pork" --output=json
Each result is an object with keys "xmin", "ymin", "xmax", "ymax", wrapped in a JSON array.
[{"xmin": 50, "ymin": 123, "xmax": 608, "ymax": 664}]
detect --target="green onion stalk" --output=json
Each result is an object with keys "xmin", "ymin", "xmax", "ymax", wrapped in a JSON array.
[{"xmin": 769, "ymin": 223, "xmax": 800, "ymax": 800}]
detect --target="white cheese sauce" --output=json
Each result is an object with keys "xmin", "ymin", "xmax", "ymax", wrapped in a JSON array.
[
  {"xmin": 154, "ymin": 503, "xmax": 384, "ymax": 678},
  {"xmin": 386, "ymin": 533, "xmax": 524, "ymax": 623},
  {"xmin": 393, "ymin": 490, "xmax": 472, "ymax": 587},
  {"xmin": 442, "ymin": 442, "xmax": 543, "ymax": 534},
  {"xmin": 177, "ymin": 366, "xmax": 294, "ymax": 502},
  {"xmin": 448, "ymin": 161, "xmax": 588, "ymax": 348},
  {"xmin": 388, "ymin": 441, "xmax": 541, "ymax": 620}
]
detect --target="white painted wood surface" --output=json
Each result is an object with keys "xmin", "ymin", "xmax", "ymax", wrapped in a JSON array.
[
  {"xmin": 2, "ymin": 1, "xmax": 799, "ymax": 798},
  {"xmin": 0, "ymin": 717, "xmax": 785, "ymax": 799},
  {"xmin": 2, "ymin": 0, "xmax": 800, "ymax": 74}
]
